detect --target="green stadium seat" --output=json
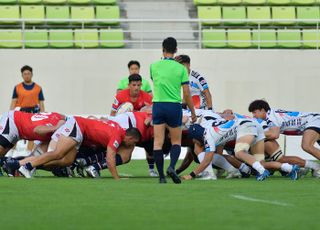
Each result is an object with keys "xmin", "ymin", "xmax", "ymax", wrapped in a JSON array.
[
  {"xmin": 71, "ymin": 6, "xmax": 94, "ymax": 24},
  {"xmin": 227, "ymin": 29, "xmax": 252, "ymax": 48},
  {"xmin": 43, "ymin": 0, "xmax": 67, "ymax": 4},
  {"xmin": 24, "ymin": 30, "xmax": 48, "ymax": 48},
  {"xmin": 252, "ymin": 29, "xmax": 277, "ymax": 48},
  {"xmin": 242, "ymin": 0, "xmax": 266, "ymax": 4},
  {"xmin": 0, "ymin": 0, "xmax": 17, "ymax": 3},
  {"xmin": 96, "ymin": 6, "xmax": 120, "ymax": 25},
  {"xmin": 247, "ymin": 7, "xmax": 271, "ymax": 25},
  {"xmin": 198, "ymin": 6, "xmax": 221, "ymax": 26},
  {"xmin": 0, "ymin": 6, "xmax": 20, "ymax": 24},
  {"xmin": 21, "ymin": 5, "xmax": 45, "ymax": 24},
  {"xmin": 223, "ymin": 7, "xmax": 246, "ymax": 26},
  {"xmin": 100, "ymin": 29, "xmax": 124, "ymax": 48},
  {"xmin": 296, "ymin": 7, "xmax": 320, "ymax": 25},
  {"xmin": 68, "ymin": 0, "xmax": 90, "ymax": 5},
  {"xmin": 0, "ymin": 30, "xmax": 22, "ymax": 48},
  {"xmin": 302, "ymin": 30, "xmax": 319, "ymax": 48},
  {"xmin": 268, "ymin": 0, "xmax": 291, "ymax": 5},
  {"xmin": 92, "ymin": 0, "xmax": 117, "ymax": 4},
  {"xmin": 277, "ymin": 30, "xmax": 301, "ymax": 48},
  {"xmin": 46, "ymin": 6, "xmax": 70, "ymax": 25},
  {"xmin": 193, "ymin": 0, "xmax": 218, "ymax": 5},
  {"xmin": 19, "ymin": 0, "xmax": 42, "ymax": 4},
  {"xmin": 218, "ymin": 0, "xmax": 242, "ymax": 5},
  {"xmin": 49, "ymin": 30, "xmax": 73, "ymax": 48},
  {"xmin": 74, "ymin": 29, "xmax": 99, "ymax": 48},
  {"xmin": 292, "ymin": 0, "xmax": 316, "ymax": 4},
  {"xmin": 202, "ymin": 29, "xmax": 227, "ymax": 48},
  {"xmin": 272, "ymin": 7, "xmax": 296, "ymax": 26}
]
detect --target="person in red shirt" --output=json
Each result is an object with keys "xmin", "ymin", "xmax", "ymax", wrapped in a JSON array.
[
  {"xmin": 0, "ymin": 111, "xmax": 66, "ymax": 157},
  {"xmin": 111, "ymin": 74, "xmax": 152, "ymax": 116},
  {"xmin": 13, "ymin": 116, "xmax": 141, "ymax": 179}
]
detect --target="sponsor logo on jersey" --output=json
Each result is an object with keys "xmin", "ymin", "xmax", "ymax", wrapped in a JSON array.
[
  {"xmin": 113, "ymin": 140, "xmax": 119, "ymax": 149},
  {"xmin": 31, "ymin": 114, "xmax": 49, "ymax": 121}
]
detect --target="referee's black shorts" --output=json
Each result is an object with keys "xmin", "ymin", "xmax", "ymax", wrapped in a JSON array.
[{"xmin": 152, "ymin": 102, "xmax": 182, "ymax": 128}]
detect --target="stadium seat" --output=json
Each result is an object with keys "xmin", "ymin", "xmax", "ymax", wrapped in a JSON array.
[
  {"xmin": 218, "ymin": 0, "xmax": 242, "ymax": 5},
  {"xmin": 193, "ymin": 0, "xmax": 218, "ymax": 5},
  {"xmin": 46, "ymin": 6, "xmax": 70, "ymax": 25},
  {"xmin": 247, "ymin": 7, "xmax": 271, "ymax": 26},
  {"xmin": 242, "ymin": 0, "xmax": 266, "ymax": 4},
  {"xmin": 100, "ymin": 29, "xmax": 125, "ymax": 48},
  {"xmin": 19, "ymin": 0, "xmax": 42, "ymax": 4},
  {"xmin": 74, "ymin": 29, "xmax": 99, "ymax": 48},
  {"xmin": 24, "ymin": 30, "xmax": 48, "ymax": 48},
  {"xmin": 71, "ymin": 6, "xmax": 94, "ymax": 24},
  {"xmin": 227, "ymin": 29, "xmax": 252, "ymax": 48},
  {"xmin": 252, "ymin": 29, "xmax": 277, "ymax": 48},
  {"xmin": 0, "ymin": 0, "xmax": 17, "ymax": 3},
  {"xmin": 292, "ymin": 0, "xmax": 316, "ymax": 4},
  {"xmin": 96, "ymin": 6, "xmax": 120, "ymax": 25},
  {"xmin": 277, "ymin": 29, "xmax": 301, "ymax": 48},
  {"xmin": 267, "ymin": 0, "xmax": 291, "ymax": 5},
  {"xmin": 92, "ymin": 0, "xmax": 117, "ymax": 4},
  {"xmin": 49, "ymin": 30, "xmax": 73, "ymax": 48},
  {"xmin": 272, "ymin": 7, "xmax": 296, "ymax": 26},
  {"xmin": 197, "ymin": 6, "xmax": 221, "ymax": 26},
  {"xmin": 0, "ymin": 6, "xmax": 20, "ymax": 24},
  {"xmin": 0, "ymin": 30, "xmax": 22, "ymax": 48},
  {"xmin": 43, "ymin": 0, "xmax": 67, "ymax": 4},
  {"xmin": 68, "ymin": 0, "xmax": 90, "ymax": 5},
  {"xmin": 21, "ymin": 5, "xmax": 45, "ymax": 24},
  {"xmin": 296, "ymin": 7, "xmax": 320, "ymax": 25},
  {"xmin": 202, "ymin": 29, "xmax": 227, "ymax": 48},
  {"xmin": 223, "ymin": 7, "xmax": 246, "ymax": 26},
  {"xmin": 302, "ymin": 30, "xmax": 319, "ymax": 48}
]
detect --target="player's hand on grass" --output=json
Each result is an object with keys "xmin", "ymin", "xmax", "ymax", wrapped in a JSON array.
[{"xmin": 182, "ymin": 175, "xmax": 193, "ymax": 180}]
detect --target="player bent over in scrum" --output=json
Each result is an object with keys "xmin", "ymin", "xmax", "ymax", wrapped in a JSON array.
[
  {"xmin": 182, "ymin": 118, "xmax": 300, "ymax": 181},
  {"xmin": 8, "ymin": 116, "xmax": 141, "ymax": 179}
]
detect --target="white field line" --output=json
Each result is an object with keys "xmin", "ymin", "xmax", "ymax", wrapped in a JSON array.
[
  {"xmin": 231, "ymin": 194, "xmax": 293, "ymax": 207},
  {"xmin": 119, "ymin": 173, "xmax": 133, "ymax": 177}
]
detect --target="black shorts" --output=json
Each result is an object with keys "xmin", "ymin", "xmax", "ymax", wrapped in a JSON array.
[{"xmin": 152, "ymin": 102, "xmax": 182, "ymax": 128}]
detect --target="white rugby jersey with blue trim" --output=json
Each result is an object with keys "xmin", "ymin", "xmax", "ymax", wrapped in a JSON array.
[{"xmin": 189, "ymin": 70, "xmax": 209, "ymax": 109}]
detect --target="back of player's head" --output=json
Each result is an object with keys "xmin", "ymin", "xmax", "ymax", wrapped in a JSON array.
[
  {"xmin": 128, "ymin": 60, "xmax": 140, "ymax": 69},
  {"xmin": 126, "ymin": 127, "xmax": 142, "ymax": 141},
  {"xmin": 188, "ymin": 124, "xmax": 205, "ymax": 144},
  {"xmin": 176, "ymin": 54, "xmax": 190, "ymax": 64},
  {"xmin": 162, "ymin": 37, "xmax": 177, "ymax": 54},
  {"xmin": 128, "ymin": 74, "xmax": 142, "ymax": 83},
  {"xmin": 21, "ymin": 65, "xmax": 33, "ymax": 73},
  {"xmin": 248, "ymin": 99, "xmax": 271, "ymax": 112}
]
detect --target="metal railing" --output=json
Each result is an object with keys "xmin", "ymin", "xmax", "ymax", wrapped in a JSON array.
[{"xmin": 0, "ymin": 18, "xmax": 319, "ymax": 48}]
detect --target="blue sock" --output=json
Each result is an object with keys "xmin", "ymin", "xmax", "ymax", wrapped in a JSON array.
[
  {"xmin": 153, "ymin": 150, "xmax": 165, "ymax": 178},
  {"xmin": 169, "ymin": 144, "xmax": 181, "ymax": 169}
]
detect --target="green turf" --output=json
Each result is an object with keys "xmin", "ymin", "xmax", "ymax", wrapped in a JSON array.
[{"xmin": 0, "ymin": 160, "xmax": 319, "ymax": 230}]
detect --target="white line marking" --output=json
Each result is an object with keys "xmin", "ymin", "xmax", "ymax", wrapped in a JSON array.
[
  {"xmin": 119, "ymin": 173, "xmax": 133, "ymax": 177},
  {"xmin": 231, "ymin": 194, "xmax": 293, "ymax": 207}
]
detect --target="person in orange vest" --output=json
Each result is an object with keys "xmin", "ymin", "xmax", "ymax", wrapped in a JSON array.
[{"xmin": 9, "ymin": 65, "xmax": 45, "ymax": 154}]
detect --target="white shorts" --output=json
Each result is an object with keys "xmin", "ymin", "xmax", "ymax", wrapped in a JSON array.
[
  {"xmin": 236, "ymin": 120, "xmax": 265, "ymax": 145},
  {"xmin": 108, "ymin": 112, "xmax": 136, "ymax": 129},
  {"xmin": 0, "ymin": 111, "xmax": 20, "ymax": 148},
  {"xmin": 305, "ymin": 115, "xmax": 320, "ymax": 133},
  {"xmin": 51, "ymin": 116, "xmax": 83, "ymax": 149}
]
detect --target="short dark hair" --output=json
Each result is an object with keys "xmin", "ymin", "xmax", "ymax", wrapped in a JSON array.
[
  {"xmin": 176, "ymin": 54, "xmax": 190, "ymax": 64},
  {"xmin": 128, "ymin": 60, "xmax": 140, "ymax": 69},
  {"xmin": 128, "ymin": 74, "xmax": 142, "ymax": 83},
  {"xmin": 248, "ymin": 99, "xmax": 271, "ymax": 112},
  {"xmin": 126, "ymin": 127, "xmax": 141, "ymax": 141},
  {"xmin": 162, "ymin": 37, "xmax": 177, "ymax": 54},
  {"xmin": 21, "ymin": 65, "xmax": 32, "ymax": 73}
]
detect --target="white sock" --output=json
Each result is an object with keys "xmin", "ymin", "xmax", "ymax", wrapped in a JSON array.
[
  {"xmin": 239, "ymin": 163, "xmax": 251, "ymax": 174},
  {"xmin": 281, "ymin": 163, "xmax": 293, "ymax": 173},
  {"xmin": 305, "ymin": 160, "xmax": 320, "ymax": 170},
  {"xmin": 252, "ymin": 161, "xmax": 265, "ymax": 174},
  {"xmin": 212, "ymin": 154, "xmax": 237, "ymax": 172},
  {"xmin": 197, "ymin": 152, "xmax": 214, "ymax": 173}
]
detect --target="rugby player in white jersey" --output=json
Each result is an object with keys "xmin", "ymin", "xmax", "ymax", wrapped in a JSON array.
[
  {"xmin": 175, "ymin": 55, "xmax": 213, "ymax": 110},
  {"xmin": 182, "ymin": 116, "xmax": 300, "ymax": 181},
  {"xmin": 249, "ymin": 99, "xmax": 320, "ymax": 176}
]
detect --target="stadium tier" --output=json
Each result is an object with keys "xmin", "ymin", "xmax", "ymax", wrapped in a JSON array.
[{"xmin": 194, "ymin": 0, "xmax": 320, "ymax": 5}]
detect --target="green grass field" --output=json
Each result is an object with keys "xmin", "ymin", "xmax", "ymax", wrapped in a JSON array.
[{"xmin": 0, "ymin": 160, "xmax": 319, "ymax": 230}]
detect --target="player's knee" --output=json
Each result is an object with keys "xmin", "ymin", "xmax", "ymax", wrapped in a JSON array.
[
  {"xmin": 234, "ymin": 143, "xmax": 250, "ymax": 154},
  {"xmin": 301, "ymin": 142, "xmax": 312, "ymax": 152}
]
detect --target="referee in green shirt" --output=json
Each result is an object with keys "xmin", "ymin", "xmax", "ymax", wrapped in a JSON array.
[{"xmin": 150, "ymin": 37, "xmax": 196, "ymax": 184}]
